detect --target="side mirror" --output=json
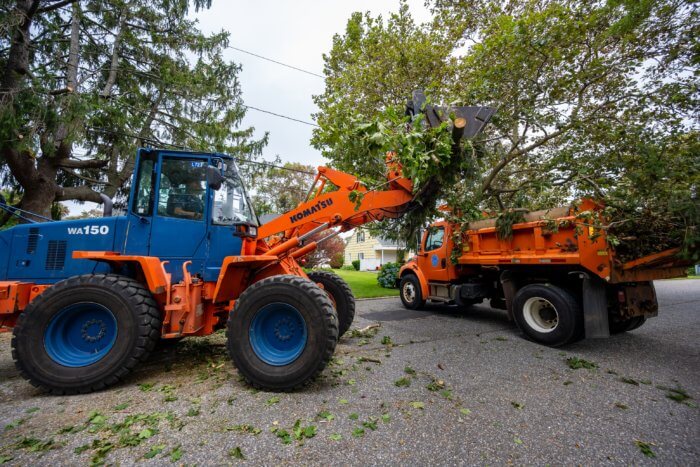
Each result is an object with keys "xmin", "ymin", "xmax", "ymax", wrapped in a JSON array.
[{"xmin": 206, "ymin": 165, "xmax": 225, "ymax": 190}]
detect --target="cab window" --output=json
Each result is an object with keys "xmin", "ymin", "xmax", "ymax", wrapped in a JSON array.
[
  {"xmin": 158, "ymin": 158, "xmax": 207, "ymax": 221},
  {"xmin": 424, "ymin": 226, "xmax": 444, "ymax": 251},
  {"xmin": 132, "ymin": 154, "xmax": 156, "ymax": 216}
]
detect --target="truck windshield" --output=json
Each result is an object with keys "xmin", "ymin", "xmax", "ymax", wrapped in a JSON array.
[{"xmin": 212, "ymin": 162, "xmax": 257, "ymax": 226}]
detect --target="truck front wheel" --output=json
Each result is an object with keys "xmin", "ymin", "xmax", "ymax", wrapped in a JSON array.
[
  {"xmin": 399, "ymin": 274, "xmax": 425, "ymax": 309},
  {"xmin": 226, "ymin": 275, "xmax": 338, "ymax": 391},
  {"xmin": 513, "ymin": 284, "xmax": 582, "ymax": 346},
  {"xmin": 12, "ymin": 274, "xmax": 161, "ymax": 394}
]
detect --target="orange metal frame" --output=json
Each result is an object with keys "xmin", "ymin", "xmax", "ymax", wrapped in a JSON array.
[
  {"xmin": 403, "ymin": 199, "xmax": 688, "ymax": 287},
  {"xmin": 0, "ymin": 157, "xmax": 415, "ymax": 336}
]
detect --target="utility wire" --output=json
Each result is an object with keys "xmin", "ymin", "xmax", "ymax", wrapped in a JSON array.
[
  {"xmin": 85, "ymin": 126, "xmax": 316, "ymax": 175},
  {"xmin": 228, "ymin": 46, "xmax": 324, "ymax": 79},
  {"xmin": 242, "ymin": 104, "xmax": 319, "ymax": 127}
]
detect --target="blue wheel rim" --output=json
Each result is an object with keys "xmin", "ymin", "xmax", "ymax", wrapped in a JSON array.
[
  {"xmin": 249, "ymin": 302, "xmax": 308, "ymax": 366},
  {"xmin": 44, "ymin": 303, "xmax": 118, "ymax": 368}
]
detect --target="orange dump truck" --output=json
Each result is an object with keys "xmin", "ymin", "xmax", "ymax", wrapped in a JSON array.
[{"xmin": 398, "ymin": 199, "xmax": 689, "ymax": 346}]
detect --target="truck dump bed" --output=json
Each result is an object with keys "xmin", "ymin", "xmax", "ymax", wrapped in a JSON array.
[{"xmin": 458, "ymin": 200, "xmax": 689, "ymax": 283}]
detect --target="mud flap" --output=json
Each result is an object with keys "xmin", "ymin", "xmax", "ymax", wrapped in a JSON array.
[
  {"xmin": 581, "ymin": 273, "xmax": 610, "ymax": 338},
  {"xmin": 499, "ymin": 270, "xmax": 516, "ymax": 321}
]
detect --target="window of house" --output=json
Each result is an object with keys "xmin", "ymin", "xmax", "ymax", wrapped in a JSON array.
[
  {"xmin": 358, "ymin": 252, "xmax": 364, "ymax": 260},
  {"xmin": 356, "ymin": 231, "xmax": 365, "ymax": 243}
]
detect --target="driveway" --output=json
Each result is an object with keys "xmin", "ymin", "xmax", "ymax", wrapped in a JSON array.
[{"xmin": 0, "ymin": 279, "xmax": 698, "ymax": 465}]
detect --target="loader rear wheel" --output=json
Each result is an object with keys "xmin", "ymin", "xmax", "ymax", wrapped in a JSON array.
[
  {"xmin": 513, "ymin": 284, "xmax": 582, "ymax": 347},
  {"xmin": 12, "ymin": 274, "xmax": 161, "ymax": 395},
  {"xmin": 307, "ymin": 271, "xmax": 355, "ymax": 338},
  {"xmin": 226, "ymin": 275, "xmax": 338, "ymax": 391}
]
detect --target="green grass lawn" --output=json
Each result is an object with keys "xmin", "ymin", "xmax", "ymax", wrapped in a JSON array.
[{"xmin": 331, "ymin": 269, "xmax": 400, "ymax": 299}]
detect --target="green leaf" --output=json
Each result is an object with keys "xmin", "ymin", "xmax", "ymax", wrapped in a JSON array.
[
  {"xmin": 25, "ymin": 407, "xmax": 39, "ymax": 414},
  {"xmin": 514, "ymin": 437, "xmax": 523, "ymax": 445},
  {"xmin": 317, "ymin": 410, "xmax": 335, "ymax": 422},
  {"xmin": 229, "ymin": 447, "xmax": 245, "ymax": 459},
  {"xmin": 511, "ymin": 402, "xmax": 524, "ymax": 410},
  {"xmin": 410, "ymin": 401, "xmax": 425, "ymax": 410},
  {"xmin": 329, "ymin": 433, "xmax": 342, "ymax": 441},
  {"xmin": 303, "ymin": 425, "xmax": 317, "ymax": 438},
  {"xmin": 352, "ymin": 427, "xmax": 365, "ymax": 438},
  {"xmin": 635, "ymin": 440, "xmax": 656, "ymax": 458},
  {"xmin": 404, "ymin": 366, "xmax": 416, "ymax": 375},
  {"xmin": 566, "ymin": 357, "xmax": 597, "ymax": 370},
  {"xmin": 138, "ymin": 428, "xmax": 155, "ymax": 439},
  {"xmin": 144, "ymin": 444, "xmax": 166, "ymax": 459},
  {"xmin": 394, "ymin": 377, "xmax": 411, "ymax": 387},
  {"xmin": 266, "ymin": 396, "xmax": 280, "ymax": 406},
  {"xmin": 169, "ymin": 445, "xmax": 183, "ymax": 462},
  {"xmin": 349, "ymin": 413, "xmax": 359, "ymax": 420},
  {"xmin": 339, "ymin": 399, "xmax": 349, "ymax": 405},
  {"xmin": 0, "ymin": 455, "xmax": 14, "ymax": 464},
  {"xmin": 113, "ymin": 402, "xmax": 129, "ymax": 411},
  {"xmin": 459, "ymin": 408, "xmax": 471, "ymax": 416},
  {"xmin": 381, "ymin": 413, "xmax": 391, "ymax": 423},
  {"xmin": 138, "ymin": 383, "xmax": 155, "ymax": 392}
]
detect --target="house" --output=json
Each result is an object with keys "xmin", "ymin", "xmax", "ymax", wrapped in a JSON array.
[{"xmin": 344, "ymin": 229, "xmax": 408, "ymax": 270}]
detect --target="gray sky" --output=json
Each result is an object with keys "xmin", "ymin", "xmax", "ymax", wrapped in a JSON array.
[
  {"xmin": 194, "ymin": 0, "xmax": 430, "ymax": 168},
  {"xmin": 68, "ymin": 1, "xmax": 430, "ymax": 215}
]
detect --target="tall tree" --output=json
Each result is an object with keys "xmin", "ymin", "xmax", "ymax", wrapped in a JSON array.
[
  {"xmin": 313, "ymin": 0, "xmax": 698, "ymax": 256},
  {"xmin": 0, "ymin": 0, "xmax": 267, "ymax": 224},
  {"xmin": 251, "ymin": 162, "xmax": 315, "ymax": 215}
]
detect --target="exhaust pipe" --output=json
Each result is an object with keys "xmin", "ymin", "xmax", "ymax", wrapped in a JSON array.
[{"xmin": 100, "ymin": 193, "xmax": 113, "ymax": 217}]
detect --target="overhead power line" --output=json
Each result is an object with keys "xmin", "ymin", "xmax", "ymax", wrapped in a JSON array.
[
  {"xmin": 228, "ymin": 46, "xmax": 324, "ymax": 79},
  {"xmin": 85, "ymin": 126, "xmax": 316, "ymax": 175},
  {"xmin": 242, "ymin": 104, "xmax": 319, "ymax": 127}
]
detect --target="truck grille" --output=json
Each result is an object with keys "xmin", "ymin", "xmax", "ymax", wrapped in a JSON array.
[{"xmin": 45, "ymin": 240, "xmax": 67, "ymax": 271}]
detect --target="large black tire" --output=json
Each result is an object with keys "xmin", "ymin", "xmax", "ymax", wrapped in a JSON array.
[
  {"xmin": 226, "ymin": 275, "xmax": 338, "ymax": 391},
  {"xmin": 512, "ymin": 283, "xmax": 582, "ymax": 347},
  {"xmin": 609, "ymin": 316, "xmax": 647, "ymax": 334},
  {"xmin": 399, "ymin": 274, "xmax": 425, "ymax": 310},
  {"xmin": 12, "ymin": 274, "xmax": 161, "ymax": 395},
  {"xmin": 307, "ymin": 271, "xmax": 355, "ymax": 338}
]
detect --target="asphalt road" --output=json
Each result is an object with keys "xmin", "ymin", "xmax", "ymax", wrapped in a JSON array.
[{"xmin": 0, "ymin": 279, "xmax": 698, "ymax": 465}]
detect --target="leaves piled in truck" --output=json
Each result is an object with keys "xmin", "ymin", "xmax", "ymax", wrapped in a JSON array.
[{"xmin": 603, "ymin": 201, "xmax": 698, "ymax": 264}]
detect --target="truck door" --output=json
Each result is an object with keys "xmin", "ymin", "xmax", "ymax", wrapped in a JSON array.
[
  {"xmin": 417, "ymin": 223, "xmax": 450, "ymax": 281},
  {"xmin": 148, "ymin": 155, "xmax": 209, "ymax": 280}
]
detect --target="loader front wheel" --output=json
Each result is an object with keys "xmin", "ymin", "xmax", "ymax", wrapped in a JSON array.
[
  {"xmin": 12, "ymin": 274, "xmax": 161, "ymax": 395},
  {"xmin": 227, "ymin": 275, "xmax": 338, "ymax": 391},
  {"xmin": 307, "ymin": 271, "xmax": 355, "ymax": 338}
]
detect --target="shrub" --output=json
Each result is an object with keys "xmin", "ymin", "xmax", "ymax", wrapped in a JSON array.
[
  {"xmin": 377, "ymin": 262, "xmax": 400, "ymax": 288},
  {"xmin": 329, "ymin": 253, "xmax": 344, "ymax": 269},
  {"xmin": 351, "ymin": 259, "xmax": 360, "ymax": 271},
  {"xmin": 341, "ymin": 264, "xmax": 356, "ymax": 271}
]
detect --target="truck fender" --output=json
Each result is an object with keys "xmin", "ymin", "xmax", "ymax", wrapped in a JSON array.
[{"xmin": 399, "ymin": 263, "xmax": 429, "ymax": 300}]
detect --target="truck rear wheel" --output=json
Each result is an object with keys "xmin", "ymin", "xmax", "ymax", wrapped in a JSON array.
[
  {"xmin": 307, "ymin": 271, "xmax": 355, "ymax": 338},
  {"xmin": 12, "ymin": 274, "xmax": 161, "ymax": 395},
  {"xmin": 513, "ymin": 284, "xmax": 582, "ymax": 347},
  {"xmin": 226, "ymin": 275, "xmax": 338, "ymax": 391},
  {"xmin": 609, "ymin": 316, "xmax": 647, "ymax": 334},
  {"xmin": 400, "ymin": 274, "xmax": 425, "ymax": 309}
]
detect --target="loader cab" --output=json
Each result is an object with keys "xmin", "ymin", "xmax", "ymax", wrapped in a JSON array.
[{"xmin": 124, "ymin": 149, "xmax": 257, "ymax": 282}]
